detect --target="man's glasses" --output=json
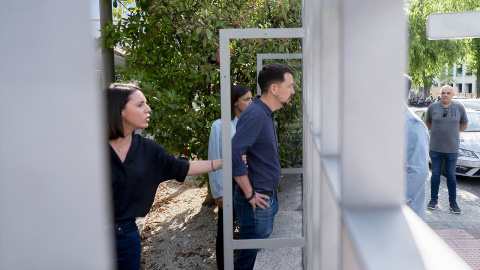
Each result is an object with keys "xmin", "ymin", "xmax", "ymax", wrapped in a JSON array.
[{"xmin": 443, "ymin": 109, "xmax": 448, "ymax": 117}]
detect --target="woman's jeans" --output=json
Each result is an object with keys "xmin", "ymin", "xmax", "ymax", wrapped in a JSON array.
[
  {"xmin": 429, "ymin": 150, "xmax": 458, "ymax": 203},
  {"xmin": 217, "ymin": 179, "xmax": 237, "ymax": 270},
  {"xmin": 233, "ymin": 188, "xmax": 279, "ymax": 270},
  {"xmin": 115, "ymin": 220, "xmax": 141, "ymax": 270}
]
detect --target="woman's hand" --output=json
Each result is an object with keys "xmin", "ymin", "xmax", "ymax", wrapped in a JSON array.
[
  {"xmin": 213, "ymin": 159, "xmax": 222, "ymax": 170},
  {"xmin": 215, "ymin": 197, "xmax": 223, "ymax": 208},
  {"xmin": 242, "ymin": 155, "xmax": 248, "ymax": 167}
]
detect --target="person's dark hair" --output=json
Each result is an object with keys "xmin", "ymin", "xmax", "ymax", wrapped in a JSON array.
[
  {"xmin": 231, "ymin": 85, "xmax": 251, "ymax": 120},
  {"xmin": 257, "ymin": 62, "xmax": 294, "ymax": 95},
  {"xmin": 106, "ymin": 83, "xmax": 142, "ymax": 140},
  {"xmin": 404, "ymin": 74, "xmax": 413, "ymax": 98}
]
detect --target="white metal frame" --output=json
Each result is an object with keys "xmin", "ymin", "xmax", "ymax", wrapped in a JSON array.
[
  {"xmin": 256, "ymin": 53, "xmax": 303, "ymax": 95},
  {"xmin": 257, "ymin": 52, "xmax": 304, "ymax": 176},
  {"xmin": 219, "ymin": 28, "xmax": 305, "ymax": 269}
]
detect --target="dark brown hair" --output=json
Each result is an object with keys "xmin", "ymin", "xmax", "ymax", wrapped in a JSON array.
[
  {"xmin": 106, "ymin": 83, "xmax": 142, "ymax": 140},
  {"xmin": 257, "ymin": 63, "xmax": 294, "ymax": 95},
  {"xmin": 231, "ymin": 85, "xmax": 251, "ymax": 120}
]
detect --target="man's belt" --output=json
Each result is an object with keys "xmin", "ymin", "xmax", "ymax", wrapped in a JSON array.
[{"xmin": 237, "ymin": 188, "xmax": 275, "ymax": 197}]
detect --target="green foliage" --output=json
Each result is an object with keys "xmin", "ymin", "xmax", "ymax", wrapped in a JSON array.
[
  {"xmin": 467, "ymin": 38, "xmax": 480, "ymax": 92},
  {"xmin": 435, "ymin": 70, "xmax": 457, "ymax": 86},
  {"xmin": 407, "ymin": 0, "xmax": 465, "ymax": 89},
  {"xmin": 406, "ymin": 0, "xmax": 480, "ymax": 93},
  {"xmin": 112, "ymin": 0, "xmax": 138, "ymax": 18},
  {"xmin": 104, "ymin": 0, "xmax": 303, "ymax": 186}
]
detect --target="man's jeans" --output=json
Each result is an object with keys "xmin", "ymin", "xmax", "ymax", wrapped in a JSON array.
[
  {"xmin": 233, "ymin": 188, "xmax": 279, "ymax": 270},
  {"xmin": 429, "ymin": 150, "xmax": 458, "ymax": 203}
]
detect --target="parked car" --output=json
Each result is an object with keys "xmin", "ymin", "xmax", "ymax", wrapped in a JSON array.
[
  {"xmin": 410, "ymin": 107, "xmax": 480, "ymax": 178},
  {"xmin": 455, "ymin": 98, "xmax": 480, "ymax": 111}
]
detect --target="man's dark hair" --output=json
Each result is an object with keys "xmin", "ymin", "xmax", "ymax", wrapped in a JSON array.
[
  {"xmin": 404, "ymin": 74, "xmax": 413, "ymax": 98},
  {"xmin": 231, "ymin": 85, "xmax": 251, "ymax": 120},
  {"xmin": 106, "ymin": 83, "xmax": 142, "ymax": 140},
  {"xmin": 258, "ymin": 63, "xmax": 294, "ymax": 95}
]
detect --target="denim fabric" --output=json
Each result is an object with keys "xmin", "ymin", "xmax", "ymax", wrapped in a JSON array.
[
  {"xmin": 233, "ymin": 188, "xmax": 279, "ymax": 270},
  {"xmin": 115, "ymin": 220, "xmax": 141, "ymax": 270},
  {"xmin": 405, "ymin": 107, "xmax": 430, "ymax": 220},
  {"xmin": 429, "ymin": 150, "xmax": 458, "ymax": 203}
]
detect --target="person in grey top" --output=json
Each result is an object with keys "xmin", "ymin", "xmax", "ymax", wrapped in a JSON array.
[{"xmin": 425, "ymin": 85, "xmax": 468, "ymax": 214}]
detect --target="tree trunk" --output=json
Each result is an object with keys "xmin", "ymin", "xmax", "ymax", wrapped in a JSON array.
[
  {"xmin": 423, "ymin": 70, "xmax": 431, "ymax": 97},
  {"xmin": 477, "ymin": 68, "xmax": 480, "ymax": 97},
  {"xmin": 425, "ymin": 86, "xmax": 431, "ymax": 97}
]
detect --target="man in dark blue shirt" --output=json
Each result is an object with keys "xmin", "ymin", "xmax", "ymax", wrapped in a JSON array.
[{"xmin": 231, "ymin": 63, "xmax": 295, "ymax": 270}]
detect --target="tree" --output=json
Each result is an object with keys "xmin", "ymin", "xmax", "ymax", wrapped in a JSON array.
[
  {"xmin": 467, "ymin": 38, "xmax": 480, "ymax": 93},
  {"xmin": 103, "ymin": 0, "xmax": 303, "ymax": 186},
  {"xmin": 406, "ymin": 0, "xmax": 476, "ymax": 96}
]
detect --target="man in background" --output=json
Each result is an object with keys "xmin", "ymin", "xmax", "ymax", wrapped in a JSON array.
[
  {"xmin": 425, "ymin": 85, "xmax": 468, "ymax": 214},
  {"xmin": 231, "ymin": 63, "xmax": 295, "ymax": 270}
]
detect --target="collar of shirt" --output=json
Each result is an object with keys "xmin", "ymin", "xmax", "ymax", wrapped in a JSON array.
[
  {"xmin": 110, "ymin": 132, "xmax": 139, "ymax": 165},
  {"xmin": 255, "ymin": 95, "xmax": 275, "ymax": 117}
]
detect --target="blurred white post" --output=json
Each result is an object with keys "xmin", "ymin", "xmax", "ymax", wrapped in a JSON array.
[
  {"xmin": 0, "ymin": 1, "xmax": 114, "ymax": 269},
  {"xmin": 427, "ymin": 11, "xmax": 480, "ymax": 40}
]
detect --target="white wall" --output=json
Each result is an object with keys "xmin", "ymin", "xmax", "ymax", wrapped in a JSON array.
[
  {"xmin": 0, "ymin": 1, "xmax": 114, "ymax": 269},
  {"xmin": 302, "ymin": 0, "xmax": 473, "ymax": 269}
]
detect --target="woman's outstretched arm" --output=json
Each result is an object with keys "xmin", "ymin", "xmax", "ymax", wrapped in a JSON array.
[{"xmin": 187, "ymin": 159, "xmax": 222, "ymax": 176}]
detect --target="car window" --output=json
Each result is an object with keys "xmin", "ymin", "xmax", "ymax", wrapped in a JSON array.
[{"xmin": 465, "ymin": 111, "xmax": 480, "ymax": 132}]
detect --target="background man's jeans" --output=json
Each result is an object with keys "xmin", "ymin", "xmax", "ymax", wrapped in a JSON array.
[
  {"xmin": 429, "ymin": 150, "xmax": 458, "ymax": 203},
  {"xmin": 216, "ymin": 202, "xmax": 236, "ymax": 270},
  {"xmin": 233, "ymin": 188, "xmax": 279, "ymax": 270}
]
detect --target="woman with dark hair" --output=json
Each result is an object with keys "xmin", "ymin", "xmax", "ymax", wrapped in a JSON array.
[
  {"xmin": 106, "ymin": 83, "xmax": 222, "ymax": 270},
  {"xmin": 207, "ymin": 85, "xmax": 253, "ymax": 269}
]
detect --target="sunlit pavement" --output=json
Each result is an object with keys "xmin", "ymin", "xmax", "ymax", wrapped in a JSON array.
[
  {"xmin": 254, "ymin": 174, "xmax": 303, "ymax": 270},
  {"xmin": 426, "ymin": 172, "xmax": 480, "ymax": 269}
]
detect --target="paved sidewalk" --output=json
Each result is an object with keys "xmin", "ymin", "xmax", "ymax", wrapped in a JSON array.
[
  {"xmin": 254, "ymin": 174, "xmax": 303, "ymax": 270},
  {"xmin": 426, "ymin": 173, "xmax": 480, "ymax": 270}
]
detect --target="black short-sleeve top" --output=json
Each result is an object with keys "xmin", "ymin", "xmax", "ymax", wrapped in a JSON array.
[{"xmin": 110, "ymin": 134, "xmax": 190, "ymax": 222}]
